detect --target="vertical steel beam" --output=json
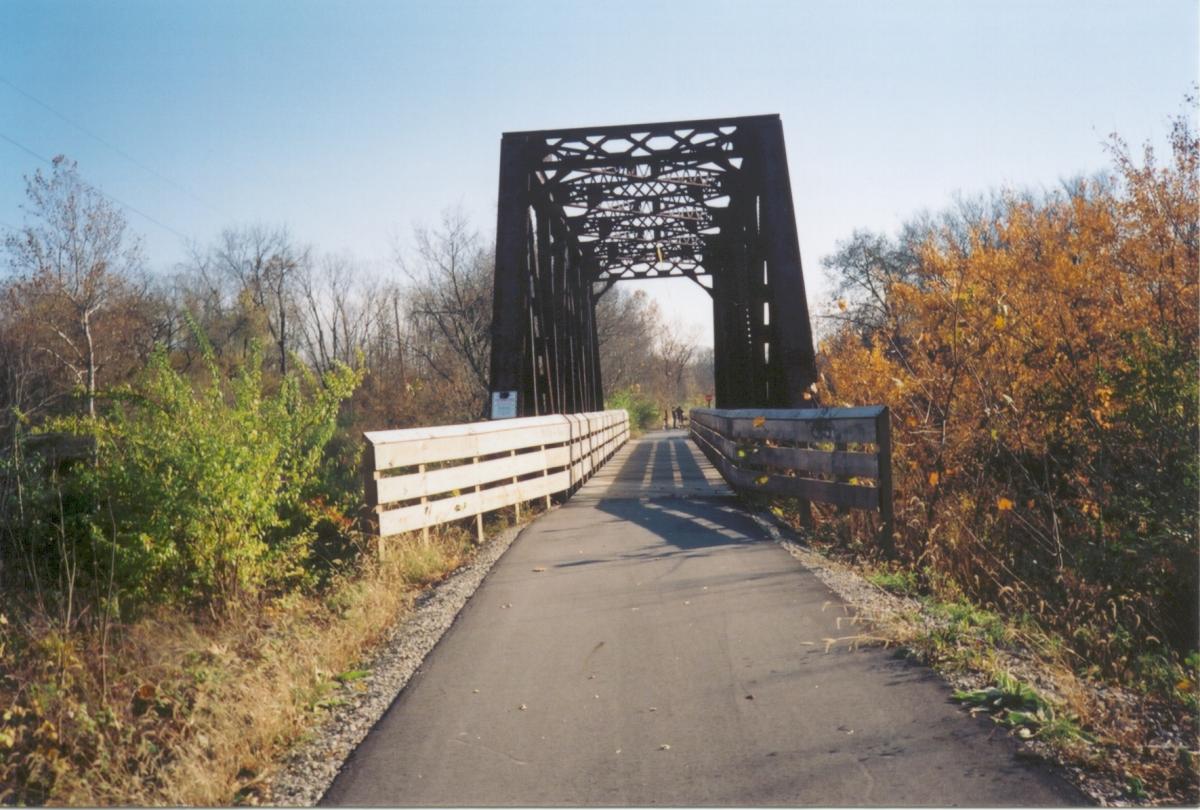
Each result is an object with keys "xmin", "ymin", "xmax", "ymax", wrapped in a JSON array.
[
  {"xmin": 706, "ymin": 223, "xmax": 735, "ymax": 408},
  {"xmin": 565, "ymin": 248, "xmax": 584, "ymax": 412},
  {"xmin": 722, "ymin": 232, "xmax": 757, "ymax": 408},
  {"xmin": 584, "ymin": 268, "xmax": 604, "ymax": 410},
  {"xmin": 490, "ymin": 134, "xmax": 533, "ymax": 417},
  {"xmin": 749, "ymin": 118, "xmax": 818, "ymax": 406},
  {"xmin": 534, "ymin": 202, "xmax": 558, "ymax": 413},
  {"xmin": 550, "ymin": 218, "xmax": 569, "ymax": 412},
  {"xmin": 524, "ymin": 213, "xmax": 541, "ymax": 414}
]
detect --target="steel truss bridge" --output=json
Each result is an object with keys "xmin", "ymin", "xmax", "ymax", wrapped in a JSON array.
[{"xmin": 488, "ymin": 114, "xmax": 818, "ymax": 418}]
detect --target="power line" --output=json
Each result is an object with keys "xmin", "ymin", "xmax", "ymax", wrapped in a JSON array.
[
  {"xmin": 0, "ymin": 130, "xmax": 194, "ymax": 242},
  {"xmin": 0, "ymin": 75, "xmax": 227, "ymax": 219}
]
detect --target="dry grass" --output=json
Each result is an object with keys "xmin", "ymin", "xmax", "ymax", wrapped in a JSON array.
[
  {"xmin": 0, "ymin": 511, "xmax": 529, "ymax": 805},
  {"xmin": 770, "ymin": 505, "xmax": 1200, "ymax": 806}
]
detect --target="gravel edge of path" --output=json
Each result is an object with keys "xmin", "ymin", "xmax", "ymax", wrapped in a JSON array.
[
  {"xmin": 265, "ymin": 518, "xmax": 533, "ymax": 806},
  {"xmin": 742, "ymin": 507, "xmax": 1145, "ymax": 807}
]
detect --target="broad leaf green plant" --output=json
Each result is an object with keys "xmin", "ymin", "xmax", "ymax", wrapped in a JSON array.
[{"xmin": 50, "ymin": 327, "xmax": 362, "ymax": 612}]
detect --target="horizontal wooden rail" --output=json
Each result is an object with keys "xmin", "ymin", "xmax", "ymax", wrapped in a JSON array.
[
  {"xmin": 363, "ymin": 410, "xmax": 629, "ymax": 540},
  {"xmin": 689, "ymin": 406, "xmax": 894, "ymax": 556}
]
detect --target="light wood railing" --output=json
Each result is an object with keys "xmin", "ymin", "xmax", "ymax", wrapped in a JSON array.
[{"xmin": 363, "ymin": 410, "xmax": 629, "ymax": 540}]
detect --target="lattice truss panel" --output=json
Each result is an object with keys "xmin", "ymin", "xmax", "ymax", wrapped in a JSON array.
[
  {"xmin": 489, "ymin": 115, "xmax": 818, "ymax": 418},
  {"xmin": 532, "ymin": 124, "xmax": 743, "ymax": 284}
]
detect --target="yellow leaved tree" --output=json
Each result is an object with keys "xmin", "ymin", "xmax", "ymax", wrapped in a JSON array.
[{"xmin": 819, "ymin": 107, "xmax": 1198, "ymax": 673}]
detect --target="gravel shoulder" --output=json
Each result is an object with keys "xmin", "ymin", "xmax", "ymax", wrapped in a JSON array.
[
  {"xmin": 747, "ymin": 509, "xmax": 1198, "ymax": 807},
  {"xmin": 265, "ymin": 519, "xmax": 532, "ymax": 806}
]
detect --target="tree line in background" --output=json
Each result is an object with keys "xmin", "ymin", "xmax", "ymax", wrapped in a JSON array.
[
  {"xmin": 0, "ymin": 162, "xmax": 712, "ymax": 446},
  {"xmin": 0, "ymin": 157, "xmax": 712, "ymax": 620}
]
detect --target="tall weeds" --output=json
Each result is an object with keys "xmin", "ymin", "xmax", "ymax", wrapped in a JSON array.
[{"xmin": 0, "ymin": 524, "xmax": 476, "ymax": 805}]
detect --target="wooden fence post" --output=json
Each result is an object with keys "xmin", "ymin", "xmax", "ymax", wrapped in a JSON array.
[
  {"xmin": 419, "ymin": 463, "xmax": 429, "ymax": 545},
  {"xmin": 473, "ymin": 456, "xmax": 484, "ymax": 543},
  {"xmin": 875, "ymin": 407, "xmax": 896, "ymax": 559},
  {"xmin": 362, "ymin": 436, "xmax": 381, "ymax": 558},
  {"xmin": 511, "ymin": 449, "xmax": 521, "ymax": 522}
]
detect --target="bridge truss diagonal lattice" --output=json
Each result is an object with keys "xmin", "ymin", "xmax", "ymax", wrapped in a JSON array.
[{"xmin": 489, "ymin": 114, "xmax": 818, "ymax": 417}]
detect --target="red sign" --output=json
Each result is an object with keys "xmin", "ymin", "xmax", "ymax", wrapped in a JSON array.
[{"xmin": 704, "ymin": 393, "xmax": 713, "ymax": 404}]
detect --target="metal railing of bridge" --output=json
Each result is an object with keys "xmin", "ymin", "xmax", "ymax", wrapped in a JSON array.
[
  {"xmin": 689, "ymin": 406, "xmax": 895, "ymax": 556},
  {"xmin": 362, "ymin": 410, "xmax": 629, "ymax": 542}
]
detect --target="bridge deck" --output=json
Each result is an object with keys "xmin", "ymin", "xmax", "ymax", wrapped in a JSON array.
[{"xmin": 323, "ymin": 432, "xmax": 1080, "ymax": 806}]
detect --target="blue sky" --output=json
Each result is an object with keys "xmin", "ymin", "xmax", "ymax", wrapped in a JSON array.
[{"xmin": 1, "ymin": 0, "xmax": 1196, "ymax": 345}]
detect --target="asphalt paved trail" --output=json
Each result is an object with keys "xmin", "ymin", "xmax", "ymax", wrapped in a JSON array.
[{"xmin": 323, "ymin": 431, "xmax": 1083, "ymax": 806}]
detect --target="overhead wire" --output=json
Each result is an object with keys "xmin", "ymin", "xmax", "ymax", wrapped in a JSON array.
[
  {"xmin": 0, "ymin": 130, "xmax": 194, "ymax": 242},
  {"xmin": 0, "ymin": 75, "xmax": 227, "ymax": 220}
]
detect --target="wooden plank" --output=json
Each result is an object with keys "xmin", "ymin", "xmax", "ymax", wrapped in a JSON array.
[
  {"xmin": 726, "ymin": 416, "xmax": 877, "ymax": 445},
  {"xmin": 875, "ymin": 407, "xmax": 896, "ymax": 558},
  {"xmin": 691, "ymin": 406, "xmax": 887, "ymax": 422},
  {"xmin": 691, "ymin": 408, "xmax": 877, "ymax": 445},
  {"xmin": 379, "ymin": 470, "xmax": 571, "ymax": 536},
  {"xmin": 600, "ymin": 432, "xmax": 621, "ymax": 458},
  {"xmin": 689, "ymin": 422, "xmax": 725, "ymax": 472},
  {"xmin": 732, "ymin": 444, "xmax": 878, "ymax": 479},
  {"xmin": 370, "ymin": 420, "xmax": 574, "ymax": 470},
  {"xmin": 705, "ymin": 448, "xmax": 880, "ymax": 510},
  {"xmin": 544, "ymin": 444, "xmax": 572, "ymax": 470},
  {"xmin": 693, "ymin": 415, "xmax": 878, "ymax": 479},
  {"xmin": 365, "ymin": 413, "xmax": 567, "ymax": 445},
  {"xmin": 376, "ymin": 446, "xmax": 569, "ymax": 504},
  {"xmin": 689, "ymin": 418, "xmax": 741, "ymax": 464}
]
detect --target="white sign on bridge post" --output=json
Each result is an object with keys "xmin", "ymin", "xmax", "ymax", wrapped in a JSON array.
[{"xmin": 491, "ymin": 390, "xmax": 517, "ymax": 420}]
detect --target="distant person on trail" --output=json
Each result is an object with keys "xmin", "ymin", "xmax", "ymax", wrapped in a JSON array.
[
  {"xmin": 670, "ymin": 407, "xmax": 678, "ymax": 429},
  {"xmin": 662, "ymin": 409, "xmax": 669, "ymax": 430},
  {"xmin": 675, "ymin": 406, "xmax": 685, "ymax": 428}
]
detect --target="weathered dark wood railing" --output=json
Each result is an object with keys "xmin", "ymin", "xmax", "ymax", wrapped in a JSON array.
[{"xmin": 689, "ymin": 406, "xmax": 895, "ymax": 556}]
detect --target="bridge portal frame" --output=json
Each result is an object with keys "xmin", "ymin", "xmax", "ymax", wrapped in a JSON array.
[{"xmin": 489, "ymin": 114, "xmax": 817, "ymax": 418}]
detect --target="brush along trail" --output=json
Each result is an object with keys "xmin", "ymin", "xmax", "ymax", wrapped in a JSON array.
[{"xmin": 322, "ymin": 432, "xmax": 1082, "ymax": 806}]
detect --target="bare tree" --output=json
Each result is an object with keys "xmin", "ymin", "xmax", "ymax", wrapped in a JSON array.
[
  {"xmin": 821, "ymin": 229, "xmax": 918, "ymax": 340},
  {"xmin": 2, "ymin": 157, "xmax": 149, "ymax": 420},
  {"xmin": 594, "ymin": 287, "xmax": 659, "ymax": 397},
  {"xmin": 688, "ymin": 345, "xmax": 715, "ymax": 400},
  {"xmin": 212, "ymin": 225, "xmax": 308, "ymax": 374},
  {"xmin": 652, "ymin": 317, "xmax": 699, "ymax": 409},
  {"xmin": 397, "ymin": 208, "xmax": 493, "ymax": 420},
  {"xmin": 297, "ymin": 252, "xmax": 378, "ymax": 374}
]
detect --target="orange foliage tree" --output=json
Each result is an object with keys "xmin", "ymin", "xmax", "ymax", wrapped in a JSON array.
[{"xmin": 818, "ymin": 111, "xmax": 1198, "ymax": 671}]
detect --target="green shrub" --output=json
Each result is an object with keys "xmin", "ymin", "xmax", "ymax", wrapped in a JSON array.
[
  {"xmin": 866, "ymin": 568, "xmax": 920, "ymax": 596},
  {"xmin": 606, "ymin": 388, "xmax": 659, "ymax": 434},
  {"xmin": 45, "ymin": 338, "xmax": 362, "ymax": 612}
]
